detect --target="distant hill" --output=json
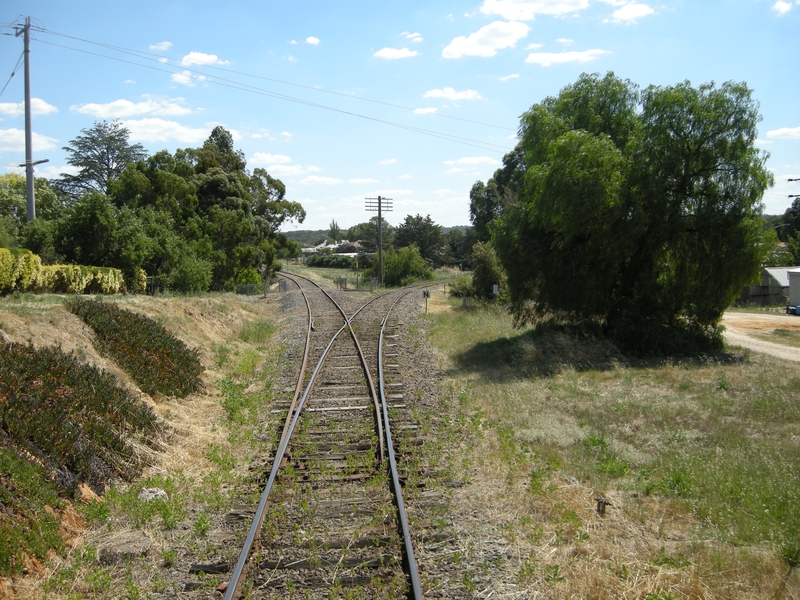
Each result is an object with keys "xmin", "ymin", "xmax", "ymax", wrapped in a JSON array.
[{"xmin": 283, "ymin": 230, "xmax": 329, "ymax": 247}]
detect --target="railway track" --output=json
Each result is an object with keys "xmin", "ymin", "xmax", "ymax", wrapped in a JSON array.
[{"xmin": 222, "ymin": 272, "xmax": 426, "ymax": 599}]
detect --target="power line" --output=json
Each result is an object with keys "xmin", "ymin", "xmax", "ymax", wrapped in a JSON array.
[
  {"xmin": 32, "ymin": 37, "xmax": 511, "ymax": 154},
  {"xmin": 0, "ymin": 50, "xmax": 23, "ymax": 99},
  {"xmin": 32, "ymin": 26, "xmax": 516, "ymax": 134}
]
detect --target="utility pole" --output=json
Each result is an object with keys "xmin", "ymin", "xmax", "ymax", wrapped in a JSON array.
[
  {"xmin": 365, "ymin": 195, "xmax": 392, "ymax": 286},
  {"xmin": 15, "ymin": 17, "xmax": 47, "ymax": 222}
]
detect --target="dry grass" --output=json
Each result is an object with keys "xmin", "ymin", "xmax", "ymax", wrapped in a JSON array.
[
  {"xmin": 0, "ymin": 292, "xmax": 287, "ymax": 599},
  {"xmin": 424, "ymin": 293, "xmax": 800, "ymax": 599}
]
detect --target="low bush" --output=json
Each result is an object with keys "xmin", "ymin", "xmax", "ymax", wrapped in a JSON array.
[
  {"xmin": 306, "ymin": 254, "xmax": 355, "ymax": 269},
  {"xmin": 66, "ymin": 299, "xmax": 203, "ymax": 397},
  {"xmin": 0, "ymin": 341, "xmax": 161, "ymax": 487}
]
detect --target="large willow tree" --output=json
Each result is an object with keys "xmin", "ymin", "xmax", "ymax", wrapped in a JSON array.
[{"xmin": 491, "ymin": 73, "xmax": 773, "ymax": 352}]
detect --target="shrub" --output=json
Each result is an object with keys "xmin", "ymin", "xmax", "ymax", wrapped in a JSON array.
[
  {"xmin": 369, "ymin": 245, "xmax": 433, "ymax": 286},
  {"xmin": 306, "ymin": 254, "xmax": 356, "ymax": 269},
  {"xmin": 66, "ymin": 299, "xmax": 203, "ymax": 397},
  {"xmin": 471, "ymin": 242, "xmax": 506, "ymax": 300},
  {"xmin": 165, "ymin": 255, "xmax": 212, "ymax": 293},
  {"xmin": 0, "ymin": 341, "xmax": 161, "ymax": 486}
]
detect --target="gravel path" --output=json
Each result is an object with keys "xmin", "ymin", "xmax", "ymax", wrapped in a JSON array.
[{"xmin": 723, "ymin": 328, "xmax": 800, "ymax": 363}]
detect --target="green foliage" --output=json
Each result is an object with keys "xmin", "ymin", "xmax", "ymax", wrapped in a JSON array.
[
  {"xmin": 0, "ymin": 341, "xmax": 161, "ymax": 485},
  {"xmin": 0, "ymin": 447, "xmax": 64, "ymax": 576},
  {"xmin": 306, "ymin": 254, "xmax": 356, "ymax": 269},
  {"xmin": 369, "ymin": 245, "xmax": 434, "ymax": 286},
  {"xmin": 393, "ymin": 213, "xmax": 447, "ymax": 264},
  {"xmin": 471, "ymin": 242, "xmax": 506, "ymax": 300},
  {"xmin": 649, "ymin": 547, "xmax": 691, "ymax": 569},
  {"xmin": 67, "ymin": 299, "xmax": 202, "ymax": 396},
  {"xmin": 56, "ymin": 120, "xmax": 147, "ymax": 197},
  {"xmin": 491, "ymin": 72, "xmax": 772, "ymax": 354}
]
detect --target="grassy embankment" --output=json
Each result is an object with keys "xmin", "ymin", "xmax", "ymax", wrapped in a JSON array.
[
  {"xmin": 0, "ymin": 292, "xmax": 286, "ymax": 598},
  {"xmin": 424, "ymin": 291, "xmax": 800, "ymax": 598}
]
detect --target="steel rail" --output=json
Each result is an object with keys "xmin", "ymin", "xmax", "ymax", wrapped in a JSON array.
[
  {"xmin": 277, "ymin": 276, "xmax": 312, "ymax": 450},
  {"xmin": 281, "ymin": 271, "xmax": 386, "ymax": 463},
  {"xmin": 379, "ymin": 288, "xmax": 426, "ymax": 599},
  {"xmin": 224, "ymin": 274, "xmax": 399, "ymax": 599}
]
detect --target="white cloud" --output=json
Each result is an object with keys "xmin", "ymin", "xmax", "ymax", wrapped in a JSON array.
[
  {"xmin": 306, "ymin": 36, "xmax": 320, "ymax": 45},
  {"xmin": 349, "ymin": 178, "xmax": 379, "ymax": 184},
  {"xmin": 0, "ymin": 128, "xmax": 58, "ymax": 152},
  {"xmin": 414, "ymin": 107, "xmax": 438, "ymax": 114},
  {"xmin": 0, "ymin": 98, "xmax": 58, "ymax": 118},
  {"xmin": 398, "ymin": 174, "xmax": 414, "ymax": 179},
  {"xmin": 373, "ymin": 47, "xmax": 419, "ymax": 59},
  {"xmin": 282, "ymin": 131, "xmax": 293, "ymax": 139},
  {"xmin": 171, "ymin": 70, "xmax": 208, "ymax": 87},
  {"xmin": 267, "ymin": 164, "xmax": 322, "ymax": 177},
  {"xmin": 402, "ymin": 31, "xmax": 424, "ymax": 43},
  {"xmin": 525, "ymin": 42, "xmax": 544, "ymax": 49},
  {"xmin": 379, "ymin": 158, "xmax": 398, "ymax": 165},
  {"xmin": 445, "ymin": 156, "xmax": 501, "ymax": 165},
  {"xmin": 250, "ymin": 153, "xmax": 292, "ymax": 165},
  {"xmin": 607, "ymin": 2, "xmax": 654, "ymax": 23},
  {"xmin": 158, "ymin": 57, "xmax": 168, "ymax": 64},
  {"xmin": 525, "ymin": 49, "xmax": 609, "ymax": 66},
  {"xmin": 70, "ymin": 96, "xmax": 192, "ymax": 118},
  {"xmin": 150, "ymin": 41, "xmax": 172, "ymax": 51},
  {"xmin": 289, "ymin": 39, "xmax": 297, "ymax": 45},
  {"xmin": 772, "ymin": 0, "xmax": 793, "ymax": 14},
  {"xmin": 119, "ymin": 118, "xmax": 210, "ymax": 144},
  {"xmin": 300, "ymin": 175, "xmax": 343, "ymax": 185},
  {"xmin": 124, "ymin": 79, "xmax": 136, "ymax": 84},
  {"xmin": 442, "ymin": 21, "xmax": 530, "ymax": 58},
  {"xmin": 424, "ymin": 87, "xmax": 483, "ymax": 101},
  {"xmin": 36, "ymin": 164, "xmax": 78, "ymax": 179},
  {"xmin": 480, "ymin": 0, "xmax": 589, "ymax": 20},
  {"xmin": 499, "ymin": 73, "xmax": 519, "ymax": 81},
  {"xmin": 180, "ymin": 52, "xmax": 229, "ymax": 66},
  {"xmin": 556, "ymin": 37, "xmax": 574, "ymax": 45},
  {"xmin": 767, "ymin": 126, "xmax": 800, "ymax": 139}
]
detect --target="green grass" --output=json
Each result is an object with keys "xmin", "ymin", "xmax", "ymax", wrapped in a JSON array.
[
  {"xmin": 238, "ymin": 319, "xmax": 275, "ymax": 344},
  {"xmin": 425, "ymin": 300, "xmax": 800, "ymax": 553},
  {"xmin": 753, "ymin": 328, "xmax": 800, "ymax": 348}
]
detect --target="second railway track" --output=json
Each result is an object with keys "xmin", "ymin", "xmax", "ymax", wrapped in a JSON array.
[{"xmin": 223, "ymin": 272, "xmax": 427, "ymax": 599}]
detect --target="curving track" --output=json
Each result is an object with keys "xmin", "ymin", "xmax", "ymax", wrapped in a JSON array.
[{"xmin": 223, "ymin": 272, "xmax": 425, "ymax": 599}]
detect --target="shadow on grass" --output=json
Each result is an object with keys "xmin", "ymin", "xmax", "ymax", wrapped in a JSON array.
[{"xmin": 451, "ymin": 316, "xmax": 746, "ymax": 381}]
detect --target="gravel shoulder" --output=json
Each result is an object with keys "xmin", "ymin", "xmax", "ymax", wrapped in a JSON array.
[{"xmin": 722, "ymin": 311, "xmax": 800, "ymax": 363}]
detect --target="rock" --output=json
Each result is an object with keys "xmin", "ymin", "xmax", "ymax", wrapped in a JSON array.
[
  {"xmin": 77, "ymin": 482, "xmax": 99, "ymax": 505},
  {"xmin": 97, "ymin": 530, "xmax": 153, "ymax": 564},
  {"xmin": 137, "ymin": 488, "xmax": 168, "ymax": 502}
]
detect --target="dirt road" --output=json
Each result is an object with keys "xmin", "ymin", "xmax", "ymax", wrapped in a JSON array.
[{"xmin": 722, "ymin": 310, "xmax": 800, "ymax": 363}]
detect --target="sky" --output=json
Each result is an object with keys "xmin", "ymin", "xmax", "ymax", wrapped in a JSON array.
[{"xmin": 0, "ymin": 1, "xmax": 798, "ymax": 231}]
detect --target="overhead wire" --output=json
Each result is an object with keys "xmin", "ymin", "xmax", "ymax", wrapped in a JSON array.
[
  {"xmin": 32, "ymin": 26, "xmax": 516, "ymax": 133},
  {"xmin": 0, "ymin": 51, "xmax": 23, "ymax": 99},
  {"xmin": 27, "ymin": 27, "xmax": 514, "ymax": 154}
]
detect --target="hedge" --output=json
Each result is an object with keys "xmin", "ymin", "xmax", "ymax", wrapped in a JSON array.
[{"xmin": 0, "ymin": 247, "xmax": 143, "ymax": 294}]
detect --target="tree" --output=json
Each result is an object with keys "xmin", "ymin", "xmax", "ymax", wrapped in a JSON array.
[
  {"xmin": 491, "ymin": 73, "xmax": 772, "ymax": 352},
  {"xmin": 469, "ymin": 145, "xmax": 526, "ymax": 243},
  {"xmin": 347, "ymin": 217, "xmax": 394, "ymax": 252},
  {"xmin": 393, "ymin": 214, "xmax": 446, "ymax": 264},
  {"xmin": 368, "ymin": 245, "xmax": 433, "ymax": 286},
  {"xmin": 57, "ymin": 120, "xmax": 147, "ymax": 197},
  {"xmin": 471, "ymin": 242, "xmax": 506, "ymax": 300},
  {"xmin": 329, "ymin": 219, "xmax": 341, "ymax": 244}
]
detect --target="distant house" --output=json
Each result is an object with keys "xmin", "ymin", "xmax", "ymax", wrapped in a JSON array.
[{"xmin": 738, "ymin": 267, "xmax": 800, "ymax": 306}]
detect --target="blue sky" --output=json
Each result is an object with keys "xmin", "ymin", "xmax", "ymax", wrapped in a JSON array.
[{"xmin": 1, "ymin": 1, "xmax": 798, "ymax": 230}]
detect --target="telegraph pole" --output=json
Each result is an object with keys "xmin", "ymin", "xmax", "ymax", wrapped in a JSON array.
[
  {"xmin": 365, "ymin": 195, "xmax": 392, "ymax": 286},
  {"xmin": 15, "ymin": 17, "xmax": 47, "ymax": 222}
]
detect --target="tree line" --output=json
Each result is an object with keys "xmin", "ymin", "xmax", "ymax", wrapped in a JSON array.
[{"xmin": 0, "ymin": 121, "xmax": 305, "ymax": 292}]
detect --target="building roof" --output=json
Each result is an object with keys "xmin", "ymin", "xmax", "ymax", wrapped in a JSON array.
[{"xmin": 764, "ymin": 267, "xmax": 800, "ymax": 287}]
